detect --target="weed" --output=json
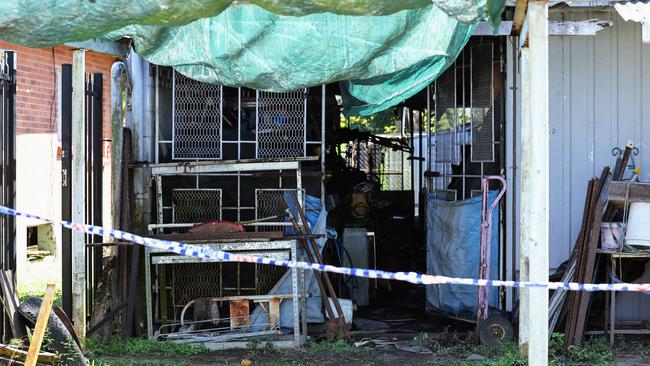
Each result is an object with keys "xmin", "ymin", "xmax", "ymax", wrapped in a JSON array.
[
  {"xmin": 9, "ymin": 338, "xmax": 23, "ymax": 347},
  {"xmin": 304, "ymin": 339, "xmax": 359, "ymax": 354},
  {"xmin": 87, "ymin": 337, "xmax": 208, "ymax": 358},
  {"xmin": 565, "ymin": 338, "xmax": 613, "ymax": 365}
]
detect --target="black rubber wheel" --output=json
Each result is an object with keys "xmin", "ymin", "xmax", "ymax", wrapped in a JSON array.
[
  {"xmin": 18, "ymin": 297, "xmax": 86, "ymax": 365},
  {"xmin": 479, "ymin": 314, "xmax": 514, "ymax": 347}
]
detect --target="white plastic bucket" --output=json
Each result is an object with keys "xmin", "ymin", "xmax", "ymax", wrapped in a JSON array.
[
  {"xmin": 600, "ymin": 222, "xmax": 625, "ymax": 250},
  {"xmin": 625, "ymin": 202, "xmax": 650, "ymax": 248},
  {"xmin": 327, "ymin": 298, "xmax": 353, "ymax": 324}
]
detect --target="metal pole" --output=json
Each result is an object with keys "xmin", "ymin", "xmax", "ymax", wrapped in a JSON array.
[
  {"xmin": 92, "ymin": 73, "xmax": 103, "ymax": 306},
  {"xmin": 60, "ymin": 64, "xmax": 73, "ymax": 318},
  {"xmin": 521, "ymin": 1, "xmax": 549, "ymax": 363},
  {"xmin": 72, "ymin": 49, "xmax": 87, "ymax": 345}
]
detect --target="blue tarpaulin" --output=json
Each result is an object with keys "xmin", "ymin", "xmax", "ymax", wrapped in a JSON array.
[
  {"xmin": 426, "ymin": 192, "xmax": 499, "ymax": 320},
  {"xmin": 250, "ymin": 194, "xmax": 329, "ymax": 329}
]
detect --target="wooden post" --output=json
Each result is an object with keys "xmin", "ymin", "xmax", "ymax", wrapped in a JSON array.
[
  {"xmin": 72, "ymin": 49, "xmax": 87, "ymax": 346},
  {"xmin": 518, "ymin": 46, "xmax": 530, "ymax": 349},
  {"xmin": 521, "ymin": 1, "xmax": 549, "ymax": 365},
  {"xmin": 24, "ymin": 284, "xmax": 56, "ymax": 366}
]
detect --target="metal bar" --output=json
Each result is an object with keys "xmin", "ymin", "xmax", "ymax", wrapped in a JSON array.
[
  {"xmin": 171, "ymin": 70, "xmax": 176, "ymax": 159},
  {"xmin": 426, "ymin": 85, "xmax": 431, "ymax": 189},
  {"xmin": 255, "ymin": 89, "xmax": 259, "ymax": 159},
  {"xmin": 155, "ymin": 66, "xmax": 159, "ymax": 163},
  {"xmin": 522, "ymin": 1, "xmax": 549, "ymax": 363},
  {"xmin": 85, "ymin": 74, "xmax": 92, "ymax": 317},
  {"xmin": 3, "ymin": 51, "xmax": 16, "ymax": 275},
  {"xmin": 61, "ymin": 64, "xmax": 73, "ymax": 318},
  {"xmin": 72, "ymin": 49, "xmax": 87, "ymax": 344},
  {"xmin": 125, "ymin": 245, "xmax": 140, "ymax": 338},
  {"xmin": 92, "ymin": 73, "xmax": 103, "ymax": 305},
  {"xmin": 321, "ymin": 85, "xmax": 326, "ymax": 202},
  {"xmin": 149, "ymin": 160, "xmax": 302, "ymax": 175},
  {"xmin": 303, "ymin": 89, "xmax": 307, "ymax": 157},
  {"xmin": 87, "ymin": 300, "xmax": 128, "ymax": 336},
  {"xmin": 237, "ymin": 88, "xmax": 241, "ymax": 160}
]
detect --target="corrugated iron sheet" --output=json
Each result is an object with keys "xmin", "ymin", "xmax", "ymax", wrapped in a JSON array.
[{"xmin": 614, "ymin": 2, "xmax": 650, "ymax": 23}]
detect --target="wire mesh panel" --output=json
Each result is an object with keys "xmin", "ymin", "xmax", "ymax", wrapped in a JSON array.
[
  {"xmin": 255, "ymin": 189, "xmax": 303, "ymax": 232},
  {"xmin": 173, "ymin": 72, "xmax": 223, "ymax": 160},
  {"xmin": 255, "ymin": 264, "xmax": 287, "ymax": 294},
  {"xmin": 171, "ymin": 262, "xmax": 224, "ymax": 307},
  {"xmin": 470, "ymin": 43, "xmax": 495, "ymax": 162},
  {"xmin": 257, "ymin": 90, "xmax": 306, "ymax": 158},
  {"xmin": 172, "ymin": 188, "xmax": 222, "ymax": 223}
]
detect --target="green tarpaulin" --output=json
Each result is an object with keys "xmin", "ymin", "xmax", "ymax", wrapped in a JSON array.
[{"xmin": 0, "ymin": 1, "xmax": 503, "ymax": 115}]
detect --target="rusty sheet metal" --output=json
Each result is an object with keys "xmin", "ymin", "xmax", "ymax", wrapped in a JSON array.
[{"xmin": 229, "ymin": 300, "xmax": 250, "ymax": 329}]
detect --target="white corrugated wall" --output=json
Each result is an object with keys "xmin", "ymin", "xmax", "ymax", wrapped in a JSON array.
[{"xmin": 547, "ymin": 9, "xmax": 650, "ymax": 268}]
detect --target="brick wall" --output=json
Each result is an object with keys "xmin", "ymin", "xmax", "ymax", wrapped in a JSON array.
[{"xmin": 0, "ymin": 42, "xmax": 114, "ymax": 138}]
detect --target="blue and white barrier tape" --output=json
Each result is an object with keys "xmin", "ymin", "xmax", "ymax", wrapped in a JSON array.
[{"xmin": 2, "ymin": 205, "xmax": 648, "ymax": 293}]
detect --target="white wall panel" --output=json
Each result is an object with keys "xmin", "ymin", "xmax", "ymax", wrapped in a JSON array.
[{"xmin": 548, "ymin": 10, "xmax": 650, "ymax": 267}]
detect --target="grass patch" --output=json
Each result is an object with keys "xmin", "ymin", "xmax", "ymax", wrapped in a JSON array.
[
  {"xmin": 87, "ymin": 337, "xmax": 208, "ymax": 358},
  {"xmin": 17, "ymin": 283, "xmax": 62, "ymax": 308},
  {"xmin": 549, "ymin": 333, "xmax": 613, "ymax": 365},
  {"xmin": 408, "ymin": 331, "xmax": 613, "ymax": 365}
]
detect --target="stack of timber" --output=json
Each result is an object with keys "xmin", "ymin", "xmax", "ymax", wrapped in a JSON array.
[{"xmin": 549, "ymin": 143, "xmax": 634, "ymax": 346}]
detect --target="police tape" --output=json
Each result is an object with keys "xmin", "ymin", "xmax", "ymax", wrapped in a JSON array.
[{"xmin": 3, "ymin": 204, "xmax": 649, "ymax": 293}]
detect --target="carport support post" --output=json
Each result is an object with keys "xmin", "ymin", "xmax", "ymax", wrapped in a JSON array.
[
  {"xmin": 72, "ymin": 50, "xmax": 87, "ymax": 346},
  {"xmin": 518, "ymin": 46, "xmax": 530, "ymax": 348},
  {"xmin": 520, "ymin": 1, "xmax": 549, "ymax": 364}
]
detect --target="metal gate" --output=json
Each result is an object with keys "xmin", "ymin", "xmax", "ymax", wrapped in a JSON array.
[
  {"xmin": 60, "ymin": 66, "xmax": 103, "ymax": 320},
  {"xmin": 0, "ymin": 51, "xmax": 16, "ymax": 341}
]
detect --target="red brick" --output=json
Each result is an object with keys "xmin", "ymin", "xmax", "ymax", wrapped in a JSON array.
[{"xmin": 0, "ymin": 41, "xmax": 114, "ymax": 141}]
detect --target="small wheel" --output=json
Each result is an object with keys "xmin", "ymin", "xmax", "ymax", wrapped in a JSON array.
[{"xmin": 479, "ymin": 314, "xmax": 514, "ymax": 347}]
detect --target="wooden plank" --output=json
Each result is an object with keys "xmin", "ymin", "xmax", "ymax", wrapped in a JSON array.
[
  {"xmin": 153, "ymin": 231, "xmax": 284, "ymax": 241},
  {"xmin": 53, "ymin": 307, "xmax": 80, "ymax": 348},
  {"xmin": 0, "ymin": 344, "xmax": 59, "ymax": 365},
  {"xmin": 1, "ymin": 271, "xmax": 27, "ymax": 338},
  {"xmin": 269, "ymin": 298, "xmax": 281, "ymax": 328},
  {"xmin": 511, "ymin": 0, "xmax": 529, "ymax": 35},
  {"xmin": 87, "ymin": 301, "xmax": 127, "ymax": 336},
  {"xmin": 573, "ymin": 198, "xmax": 605, "ymax": 345},
  {"xmin": 607, "ymin": 181, "xmax": 650, "ymax": 206},
  {"xmin": 24, "ymin": 284, "xmax": 56, "ymax": 366},
  {"xmin": 564, "ymin": 179, "xmax": 597, "ymax": 345},
  {"xmin": 566, "ymin": 169, "xmax": 609, "ymax": 346}
]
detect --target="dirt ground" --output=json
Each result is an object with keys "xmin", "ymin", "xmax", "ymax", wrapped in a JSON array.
[
  {"xmin": 93, "ymin": 345, "xmax": 650, "ymax": 366},
  {"xmin": 97, "ymin": 347, "xmax": 436, "ymax": 366}
]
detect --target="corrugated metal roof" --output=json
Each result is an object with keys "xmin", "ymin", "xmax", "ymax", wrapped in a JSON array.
[{"xmin": 614, "ymin": 2, "xmax": 650, "ymax": 23}]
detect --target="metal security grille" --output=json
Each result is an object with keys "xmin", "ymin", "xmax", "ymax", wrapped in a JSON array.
[
  {"xmin": 255, "ymin": 189, "xmax": 303, "ymax": 232},
  {"xmin": 470, "ymin": 43, "xmax": 495, "ymax": 162},
  {"xmin": 172, "ymin": 72, "xmax": 223, "ymax": 160},
  {"xmin": 170, "ymin": 262, "xmax": 287, "ymax": 311},
  {"xmin": 256, "ymin": 265, "xmax": 287, "ymax": 295},
  {"xmin": 426, "ymin": 39, "xmax": 502, "ymax": 201},
  {"xmin": 256, "ymin": 90, "xmax": 306, "ymax": 158},
  {"xmin": 172, "ymin": 262, "xmax": 224, "ymax": 307},
  {"xmin": 172, "ymin": 188, "xmax": 222, "ymax": 223}
]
